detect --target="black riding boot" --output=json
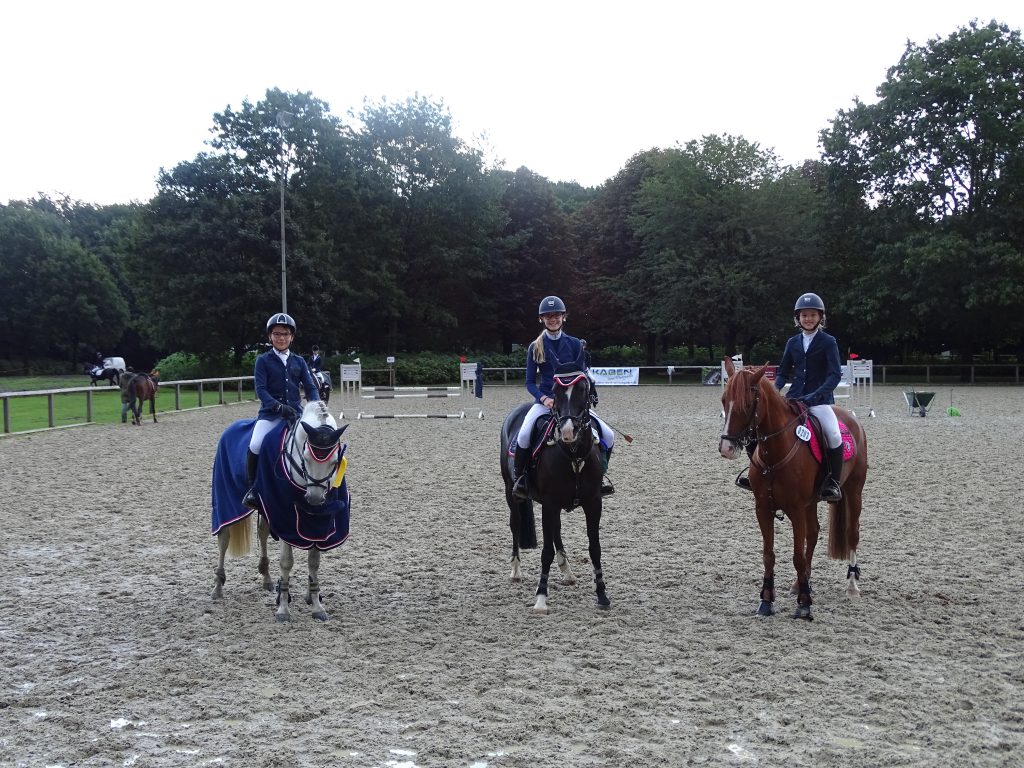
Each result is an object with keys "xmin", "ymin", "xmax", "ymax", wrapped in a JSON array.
[
  {"xmin": 600, "ymin": 447, "xmax": 615, "ymax": 496},
  {"xmin": 821, "ymin": 445, "xmax": 844, "ymax": 503},
  {"xmin": 242, "ymin": 451, "xmax": 260, "ymax": 510},
  {"xmin": 511, "ymin": 445, "xmax": 531, "ymax": 501},
  {"xmin": 736, "ymin": 442, "xmax": 757, "ymax": 491}
]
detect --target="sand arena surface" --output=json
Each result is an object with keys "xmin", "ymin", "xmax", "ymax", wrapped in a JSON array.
[{"xmin": 2, "ymin": 384, "xmax": 1022, "ymax": 767}]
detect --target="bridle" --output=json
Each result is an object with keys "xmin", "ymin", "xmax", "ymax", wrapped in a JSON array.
[
  {"xmin": 722, "ymin": 370, "xmax": 806, "ymax": 475},
  {"xmin": 552, "ymin": 372, "xmax": 593, "ymax": 452},
  {"xmin": 282, "ymin": 420, "xmax": 342, "ymax": 503}
]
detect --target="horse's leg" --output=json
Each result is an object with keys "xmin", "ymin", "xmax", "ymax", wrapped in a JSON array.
[
  {"xmin": 552, "ymin": 525, "xmax": 577, "ymax": 586},
  {"xmin": 506, "ymin": 485, "xmax": 523, "ymax": 582},
  {"xmin": 533, "ymin": 503, "xmax": 559, "ymax": 614},
  {"xmin": 755, "ymin": 503, "xmax": 777, "ymax": 616},
  {"xmin": 257, "ymin": 515, "xmax": 272, "ymax": 591},
  {"xmin": 305, "ymin": 548, "xmax": 329, "ymax": 621},
  {"xmin": 790, "ymin": 503, "xmax": 814, "ymax": 621},
  {"xmin": 212, "ymin": 529, "xmax": 230, "ymax": 599},
  {"xmin": 583, "ymin": 499, "xmax": 609, "ymax": 609},
  {"xmin": 842, "ymin": 483, "xmax": 863, "ymax": 597},
  {"xmin": 274, "ymin": 544, "xmax": 295, "ymax": 622},
  {"xmin": 150, "ymin": 393, "xmax": 157, "ymax": 423}
]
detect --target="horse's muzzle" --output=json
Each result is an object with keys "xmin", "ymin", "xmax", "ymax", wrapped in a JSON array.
[{"xmin": 719, "ymin": 436, "xmax": 742, "ymax": 459}]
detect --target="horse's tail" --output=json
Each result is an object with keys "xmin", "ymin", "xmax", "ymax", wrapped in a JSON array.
[
  {"xmin": 828, "ymin": 419, "xmax": 866, "ymax": 561},
  {"xmin": 227, "ymin": 515, "xmax": 253, "ymax": 558},
  {"xmin": 518, "ymin": 501, "xmax": 537, "ymax": 550},
  {"xmin": 827, "ymin": 499, "xmax": 852, "ymax": 560}
]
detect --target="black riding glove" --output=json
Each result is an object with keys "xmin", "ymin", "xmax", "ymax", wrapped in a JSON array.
[{"xmin": 276, "ymin": 403, "xmax": 298, "ymax": 423}]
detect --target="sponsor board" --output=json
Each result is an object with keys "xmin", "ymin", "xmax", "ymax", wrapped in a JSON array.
[{"xmin": 589, "ymin": 367, "xmax": 639, "ymax": 386}]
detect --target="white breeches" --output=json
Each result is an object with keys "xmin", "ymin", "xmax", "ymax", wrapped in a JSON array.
[
  {"xmin": 809, "ymin": 404, "xmax": 842, "ymax": 449},
  {"xmin": 516, "ymin": 403, "xmax": 614, "ymax": 451},
  {"xmin": 248, "ymin": 417, "xmax": 284, "ymax": 455}
]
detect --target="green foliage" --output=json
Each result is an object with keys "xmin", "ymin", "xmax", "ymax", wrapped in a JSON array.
[{"xmin": 153, "ymin": 350, "xmax": 258, "ymax": 381}]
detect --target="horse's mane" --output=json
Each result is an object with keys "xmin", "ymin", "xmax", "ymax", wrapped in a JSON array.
[
  {"xmin": 731, "ymin": 365, "xmax": 799, "ymax": 418},
  {"xmin": 301, "ymin": 400, "xmax": 334, "ymax": 428}
]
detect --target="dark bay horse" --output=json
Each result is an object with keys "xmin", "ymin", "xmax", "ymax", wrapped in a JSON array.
[
  {"xmin": 86, "ymin": 365, "xmax": 119, "ymax": 386},
  {"xmin": 211, "ymin": 401, "xmax": 350, "ymax": 622},
  {"xmin": 127, "ymin": 372, "xmax": 159, "ymax": 425},
  {"xmin": 500, "ymin": 369, "xmax": 609, "ymax": 614},
  {"xmin": 719, "ymin": 358, "xmax": 868, "ymax": 620}
]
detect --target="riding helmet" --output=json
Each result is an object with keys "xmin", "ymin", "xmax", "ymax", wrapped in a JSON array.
[
  {"xmin": 266, "ymin": 312, "xmax": 296, "ymax": 333},
  {"xmin": 538, "ymin": 296, "xmax": 567, "ymax": 315},
  {"xmin": 793, "ymin": 293, "xmax": 825, "ymax": 314}
]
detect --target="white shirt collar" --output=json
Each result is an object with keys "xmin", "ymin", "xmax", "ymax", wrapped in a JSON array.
[
  {"xmin": 802, "ymin": 329, "xmax": 818, "ymax": 351},
  {"xmin": 544, "ymin": 330, "xmax": 563, "ymax": 340},
  {"xmin": 274, "ymin": 349, "xmax": 290, "ymax": 363}
]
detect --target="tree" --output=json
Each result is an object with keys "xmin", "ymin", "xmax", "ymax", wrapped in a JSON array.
[
  {"xmin": 0, "ymin": 202, "xmax": 127, "ymax": 365},
  {"xmin": 820, "ymin": 19, "xmax": 1024, "ymax": 359},
  {"xmin": 132, "ymin": 153, "xmax": 275, "ymax": 365},
  {"xmin": 355, "ymin": 94, "xmax": 506, "ymax": 351},
  {"xmin": 629, "ymin": 136, "xmax": 821, "ymax": 359}
]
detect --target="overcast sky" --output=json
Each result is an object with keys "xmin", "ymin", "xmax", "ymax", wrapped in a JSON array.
[{"xmin": 3, "ymin": 1, "xmax": 1022, "ymax": 205}]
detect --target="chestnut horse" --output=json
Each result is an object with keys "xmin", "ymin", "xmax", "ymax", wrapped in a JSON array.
[
  {"xmin": 719, "ymin": 358, "xmax": 868, "ymax": 620},
  {"xmin": 500, "ymin": 368, "xmax": 609, "ymax": 614}
]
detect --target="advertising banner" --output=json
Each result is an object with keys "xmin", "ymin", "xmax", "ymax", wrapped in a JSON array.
[{"xmin": 589, "ymin": 367, "xmax": 640, "ymax": 386}]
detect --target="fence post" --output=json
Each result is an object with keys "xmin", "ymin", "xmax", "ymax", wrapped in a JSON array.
[{"xmin": 86, "ymin": 389, "xmax": 93, "ymax": 423}]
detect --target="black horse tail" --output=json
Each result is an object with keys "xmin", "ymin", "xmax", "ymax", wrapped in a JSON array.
[{"xmin": 518, "ymin": 500, "xmax": 537, "ymax": 549}]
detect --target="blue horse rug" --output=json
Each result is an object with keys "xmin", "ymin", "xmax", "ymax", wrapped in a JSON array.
[{"xmin": 211, "ymin": 418, "xmax": 351, "ymax": 551}]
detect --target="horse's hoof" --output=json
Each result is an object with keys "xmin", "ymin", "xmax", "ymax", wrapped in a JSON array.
[
  {"xmin": 756, "ymin": 600, "xmax": 775, "ymax": 616},
  {"xmin": 559, "ymin": 576, "xmax": 577, "ymax": 587},
  {"xmin": 595, "ymin": 595, "xmax": 611, "ymax": 609},
  {"xmin": 312, "ymin": 611, "xmax": 329, "ymax": 622},
  {"xmin": 275, "ymin": 613, "xmax": 291, "ymax": 623},
  {"xmin": 533, "ymin": 606, "xmax": 550, "ymax": 615},
  {"xmin": 792, "ymin": 606, "xmax": 813, "ymax": 621}
]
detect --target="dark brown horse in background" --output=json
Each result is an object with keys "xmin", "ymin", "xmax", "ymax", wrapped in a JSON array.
[
  {"xmin": 719, "ymin": 358, "xmax": 868, "ymax": 620},
  {"xmin": 127, "ymin": 371, "xmax": 160, "ymax": 425}
]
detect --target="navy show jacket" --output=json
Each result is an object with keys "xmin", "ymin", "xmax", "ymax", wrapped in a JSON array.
[
  {"xmin": 773, "ymin": 330, "xmax": 842, "ymax": 406},
  {"xmin": 254, "ymin": 350, "xmax": 319, "ymax": 418}
]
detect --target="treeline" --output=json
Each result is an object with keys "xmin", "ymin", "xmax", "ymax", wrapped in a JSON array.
[{"xmin": 2, "ymin": 19, "xmax": 1022, "ymax": 373}]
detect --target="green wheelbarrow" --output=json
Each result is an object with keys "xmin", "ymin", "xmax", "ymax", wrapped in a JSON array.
[{"xmin": 903, "ymin": 389, "xmax": 936, "ymax": 417}]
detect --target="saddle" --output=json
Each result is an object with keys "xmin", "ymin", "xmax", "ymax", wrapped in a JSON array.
[{"xmin": 798, "ymin": 408, "xmax": 856, "ymax": 465}]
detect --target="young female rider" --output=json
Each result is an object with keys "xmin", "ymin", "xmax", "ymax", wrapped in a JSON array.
[
  {"xmin": 510, "ymin": 295, "xmax": 614, "ymax": 500},
  {"xmin": 768, "ymin": 292, "xmax": 844, "ymax": 502},
  {"xmin": 242, "ymin": 313, "xmax": 321, "ymax": 510}
]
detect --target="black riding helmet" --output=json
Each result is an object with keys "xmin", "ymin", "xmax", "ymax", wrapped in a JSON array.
[
  {"xmin": 538, "ymin": 296, "xmax": 567, "ymax": 315},
  {"xmin": 793, "ymin": 293, "xmax": 825, "ymax": 314},
  {"xmin": 266, "ymin": 312, "xmax": 296, "ymax": 333}
]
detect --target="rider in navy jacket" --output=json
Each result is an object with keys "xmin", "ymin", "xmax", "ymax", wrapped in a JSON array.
[
  {"xmin": 511, "ymin": 295, "xmax": 615, "ymax": 500},
  {"xmin": 243, "ymin": 313, "xmax": 319, "ymax": 510},
  {"xmin": 772, "ymin": 292, "xmax": 845, "ymax": 502}
]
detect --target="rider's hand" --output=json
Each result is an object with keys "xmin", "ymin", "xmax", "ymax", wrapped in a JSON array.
[
  {"xmin": 542, "ymin": 396, "xmax": 554, "ymax": 408},
  {"xmin": 277, "ymin": 403, "xmax": 298, "ymax": 423}
]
